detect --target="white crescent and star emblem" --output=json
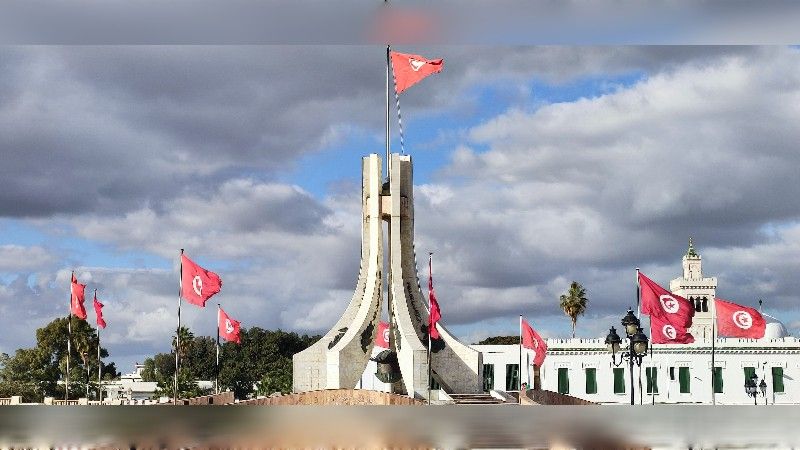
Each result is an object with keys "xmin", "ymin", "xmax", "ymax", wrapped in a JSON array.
[
  {"xmin": 225, "ymin": 318, "xmax": 234, "ymax": 334},
  {"xmin": 409, "ymin": 58, "xmax": 425, "ymax": 71},
  {"xmin": 192, "ymin": 275, "xmax": 203, "ymax": 296},
  {"xmin": 662, "ymin": 324, "xmax": 677, "ymax": 340},
  {"xmin": 659, "ymin": 295, "xmax": 680, "ymax": 314},
  {"xmin": 733, "ymin": 310, "xmax": 753, "ymax": 329},
  {"xmin": 382, "ymin": 328, "xmax": 390, "ymax": 345}
]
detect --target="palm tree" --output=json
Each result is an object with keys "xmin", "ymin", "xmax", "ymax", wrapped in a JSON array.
[
  {"xmin": 559, "ymin": 281, "xmax": 589, "ymax": 338},
  {"xmin": 172, "ymin": 326, "xmax": 194, "ymax": 361}
]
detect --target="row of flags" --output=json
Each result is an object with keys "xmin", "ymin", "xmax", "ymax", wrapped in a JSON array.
[
  {"xmin": 639, "ymin": 271, "xmax": 767, "ymax": 343},
  {"xmin": 69, "ymin": 255, "xmax": 243, "ymax": 344},
  {"xmin": 70, "ymin": 273, "xmax": 106, "ymax": 329},
  {"xmin": 180, "ymin": 253, "xmax": 241, "ymax": 344}
]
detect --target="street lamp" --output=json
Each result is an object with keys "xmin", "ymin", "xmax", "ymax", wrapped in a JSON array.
[
  {"xmin": 744, "ymin": 373, "xmax": 769, "ymax": 405},
  {"xmin": 606, "ymin": 308, "xmax": 649, "ymax": 405}
]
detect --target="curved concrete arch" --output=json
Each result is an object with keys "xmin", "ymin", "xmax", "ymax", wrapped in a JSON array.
[{"xmin": 292, "ymin": 155, "xmax": 384, "ymax": 392}]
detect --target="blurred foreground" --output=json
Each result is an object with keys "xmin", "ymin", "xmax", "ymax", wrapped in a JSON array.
[{"xmin": 1, "ymin": 405, "xmax": 799, "ymax": 448}]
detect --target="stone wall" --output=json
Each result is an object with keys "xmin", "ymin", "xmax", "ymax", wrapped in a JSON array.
[
  {"xmin": 236, "ymin": 389, "xmax": 424, "ymax": 405},
  {"xmin": 522, "ymin": 389, "xmax": 597, "ymax": 406},
  {"xmin": 177, "ymin": 391, "xmax": 235, "ymax": 405}
]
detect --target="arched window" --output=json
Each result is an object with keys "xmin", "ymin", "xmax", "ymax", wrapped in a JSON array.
[{"xmin": 701, "ymin": 297, "xmax": 709, "ymax": 312}]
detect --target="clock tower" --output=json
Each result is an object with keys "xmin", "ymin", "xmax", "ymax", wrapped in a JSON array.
[{"xmin": 669, "ymin": 238, "xmax": 718, "ymax": 340}]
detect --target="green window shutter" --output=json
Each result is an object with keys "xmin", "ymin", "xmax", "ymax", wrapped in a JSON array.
[
  {"xmin": 743, "ymin": 366, "xmax": 755, "ymax": 381},
  {"xmin": 505, "ymin": 364, "xmax": 519, "ymax": 391},
  {"xmin": 772, "ymin": 367, "xmax": 785, "ymax": 393},
  {"xmin": 585, "ymin": 368, "xmax": 597, "ymax": 394},
  {"xmin": 679, "ymin": 367, "xmax": 690, "ymax": 393},
  {"xmin": 713, "ymin": 367, "xmax": 723, "ymax": 393},
  {"xmin": 613, "ymin": 367, "xmax": 625, "ymax": 394},
  {"xmin": 482, "ymin": 364, "xmax": 494, "ymax": 392},
  {"xmin": 557, "ymin": 367, "xmax": 569, "ymax": 394},
  {"xmin": 646, "ymin": 367, "xmax": 658, "ymax": 394}
]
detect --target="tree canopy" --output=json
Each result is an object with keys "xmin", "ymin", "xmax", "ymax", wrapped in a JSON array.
[
  {"xmin": 0, "ymin": 317, "xmax": 118, "ymax": 402},
  {"xmin": 141, "ymin": 327, "xmax": 319, "ymax": 400},
  {"xmin": 476, "ymin": 336, "xmax": 520, "ymax": 345}
]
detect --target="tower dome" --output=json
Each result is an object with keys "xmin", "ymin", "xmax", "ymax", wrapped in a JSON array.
[{"xmin": 763, "ymin": 313, "xmax": 790, "ymax": 339}]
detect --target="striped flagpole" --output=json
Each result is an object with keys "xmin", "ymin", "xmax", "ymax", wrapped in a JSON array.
[{"xmin": 388, "ymin": 56, "xmax": 406, "ymax": 155}]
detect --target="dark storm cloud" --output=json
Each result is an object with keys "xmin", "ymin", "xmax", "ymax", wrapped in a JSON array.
[{"xmin": 1, "ymin": 46, "xmax": 760, "ymax": 219}]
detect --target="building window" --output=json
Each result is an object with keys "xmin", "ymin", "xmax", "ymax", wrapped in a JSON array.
[
  {"xmin": 430, "ymin": 376, "xmax": 440, "ymax": 390},
  {"xmin": 505, "ymin": 364, "xmax": 519, "ymax": 391},
  {"xmin": 646, "ymin": 367, "xmax": 658, "ymax": 394},
  {"xmin": 613, "ymin": 367, "xmax": 625, "ymax": 394},
  {"xmin": 744, "ymin": 366, "xmax": 756, "ymax": 385},
  {"xmin": 585, "ymin": 368, "xmax": 597, "ymax": 394},
  {"xmin": 772, "ymin": 367, "xmax": 785, "ymax": 393},
  {"xmin": 679, "ymin": 367, "xmax": 691, "ymax": 393},
  {"xmin": 713, "ymin": 367, "xmax": 723, "ymax": 393},
  {"xmin": 701, "ymin": 297, "xmax": 709, "ymax": 312},
  {"xmin": 557, "ymin": 367, "xmax": 570, "ymax": 394},
  {"xmin": 482, "ymin": 364, "xmax": 494, "ymax": 392}
]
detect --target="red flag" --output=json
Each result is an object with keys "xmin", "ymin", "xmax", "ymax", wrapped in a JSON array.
[
  {"xmin": 639, "ymin": 272, "xmax": 694, "ymax": 327},
  {"xmin": 715, "ymin": 298, "xmax": 766, "ymax": 338},
  {"xmin": 93, "ymin": 293, "xmax": 106, "ymax": 329},
  {"xmin": 428, "ymin": 257, "xmax": 441, "ymax": 340},
  {"xmin": 390, "ymin": 51, "xmax": 444, "ymax": 94},
  {"xmin": 374, "ymin": 321, "xmax": 390, "ymax": 349},
  {"xmin": 650, "ymin": 313, "xmax": 695, "ymax": 344},
  {"xmin": 218, "ymin": 307, "xmax": 241, "ymax": 344},
  {"xmin": 180, "ymin": 253, "xmax": 222, "ymax": 307},
  {"xmin": 521, "ymin": 318, "xmax": 548, "ymax": 366},
  {"xmin": 70, "ymin": 273, "xmax": 87, "ymax": 320}
]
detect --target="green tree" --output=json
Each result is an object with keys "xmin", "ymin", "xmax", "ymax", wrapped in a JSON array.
[
  {"xmin": 559, "ymin": 281, "xmax": 589, "ymax": 338},
  {"xmin": 476, "ymin": 336, "xmax": 520, "ymax": 345},
  {"xmin": 0, "ymin": 317, "xmax": 118, "ymax": 402},
  {"xmin": 140, "ymin": 327, "xmax": 318, "ymax": 400},
  {"xmin": 172, "ymin": 326, "xmax": 195, "ymax": 361}
]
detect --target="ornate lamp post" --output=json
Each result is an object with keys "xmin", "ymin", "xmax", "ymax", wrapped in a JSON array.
[
  {"xmin": 605, "ymin": 308, "xmax": 649, "ymax": 405},
  {"xmin": 744, "ymin": 373, "xmax": 769, "ymax": 405}
]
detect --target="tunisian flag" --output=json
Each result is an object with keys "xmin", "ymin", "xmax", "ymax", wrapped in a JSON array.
[
  {"xmin": 650, "ymin": 313, "xmax": 695, "ymax": 344},
  {"xmin": 521, "ymin": 318, "xmax": 548, "ymax": 366},
  {"xmin": 715, "ymin": 298, "xmax": 766, "ymax": 338},
  {"xmin": 180, "ymin": 253, "xmax": 222, "ymax": 307},
  {"xmin": 639, "ymin": 272, "xmax": 694, "ymax": 327},
  {"xmin": 218, "ymin": 307, "xmax": 241, "ymax": 344},
  {"xmin": 428, "ymin": 257, "xmax": 441, "ymax": 340},
  {"xmin": 639, "ymin": 271, "xmax": 694, "ymax": 344},
  {"xmin": 390, "ymin": 51, "xmax": 444, "ymax": 94},
  {"xmin": 70, "ymin": 273, "xmax": 87, "ymax": 320},
  {"xmin": 374, "ymin": 321, "xmax": 390, "ymax": 349},
  {"xmin": 93, "ymin": 293, "xmax": 106, "ymax": 329}
]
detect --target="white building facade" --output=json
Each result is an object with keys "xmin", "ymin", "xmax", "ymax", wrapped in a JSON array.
[
  {"xmin": 357, "ymin": 241, "xmax": 800, "ymax": 404},
  {"xmin": 474, "ymin": 241, "xmax": 800, "ymax": 405}
]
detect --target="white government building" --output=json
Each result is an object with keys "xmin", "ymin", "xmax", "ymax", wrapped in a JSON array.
[{"xmin": 361, "ymin": 241, "xmax": 800, "ymax": 404}]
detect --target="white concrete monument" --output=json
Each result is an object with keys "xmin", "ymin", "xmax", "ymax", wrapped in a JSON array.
[{"xmin": 293, "ymin": 154, "xmax": 483, "ymax": 398}]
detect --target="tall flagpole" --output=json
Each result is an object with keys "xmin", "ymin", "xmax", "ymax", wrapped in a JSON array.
[
  {"xmin": 97, "ymin": 320, "xmax": 102, "ymax": 402},
  {"xmin": 635, "ymin": 268, "xmax": 643, "ymax": 404},
  {"xmin": 66, "ymin": 271, "xmax": 73, "ymax": 402},
  {"xmin": 216, "ymin": 303, "xmax": 221, "ymax": 395},
  {"xmin": 175, "ymin": 249, "xmax": 184, "ymax": 404},
  {"xmin": 518, "ymin": 315, "xmax": 523, "ymax": 404},
  {"xmin": 711, "ymin": 303, "xmax": 716, "ymax": 405},
  {"xmin": 427, "ymin": 252, "xmax": 433, "ymax": 405},
  {"xmin": 385, "ymin": 0, "xmax": 391, "ymax": 180}
]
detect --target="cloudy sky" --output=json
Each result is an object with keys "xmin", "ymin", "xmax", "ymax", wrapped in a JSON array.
[{"xmin": 2, "ymin": 45, "xmax": 800, "ymax": 372}]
